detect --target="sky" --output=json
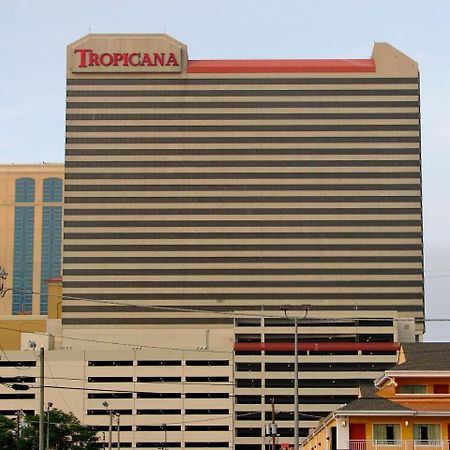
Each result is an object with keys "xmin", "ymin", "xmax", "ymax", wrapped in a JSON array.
[{"xmin": 1, "ymin": 0, "xmax": 449, "ymax": 340}]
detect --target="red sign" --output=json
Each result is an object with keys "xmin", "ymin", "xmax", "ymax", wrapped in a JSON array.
[{"xmin": 74, "ymin": 49, "xmax": 180, "ymax": 68}]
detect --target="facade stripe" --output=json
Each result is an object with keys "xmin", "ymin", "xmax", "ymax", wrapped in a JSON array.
[
  {"xmin": 66, "ymin": 124, "xmax": 419, "ymax": 132},
  {"xmin": 65, "ymin": 148, "xmax": 420, "ymax": 156},
  {"xmin": 66, "ymin": 100, "xmax": 419, "ymax": 109},
  {"xmin": 63, "ymin": 219, "xmax": 421, "ymax": 227},
  {"xmin": 64, "ymin": 160, "xmax": 420, "ymax": 168},
  {"xmin": 66, "ymin": 89, "xmax": 419, "ymax": 97},
  {"xmin": 63, "ymin": 256, "xmax": 422, "ymax": 263},
  {"xmin": 63, "ymin": 244, "xmax": 422, "ymax": 251},
  {"xmin": 65, "ymin": 172, "xmax": 420, "ymax": 179},
  {"xmin": 67, "ymin": 77, "xmax": 419, "ymax": 86},
  {"xmin": 63, "ymin": 196, "xmax": 421, "ymax": 204},
  {"xmin": 63, "ymin": 268, "xmax": 422, "ymax": 276},
  {"xmin": 64, "ymin": 183, "xmax": 420, "ymax": 191},
  {"xmin": 66, "ymin": 112, "xmax": 419, "ymax": 120},
  {"xmin": 64, "ymin": 208, "xmax": 422, "ymax": 215}
]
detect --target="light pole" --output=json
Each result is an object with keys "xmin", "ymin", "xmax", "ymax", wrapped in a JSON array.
[
  {"xmin": 46, "ymin": 402, "xmax": 53, "ymax": 450},
  {"xmin": 162, "ymin": 423, "xmax": 168, "ymax": 450},
  {"xmin": 281, "ymin": 305, "xmax": 310, "ymax": 450},
  {"xmin": 116, "ymin": 413, "xmax": 120, "ymax": 450},
  {"xmin": 102, "ymin": 402, "xmax": 113, "ymax": 450}
]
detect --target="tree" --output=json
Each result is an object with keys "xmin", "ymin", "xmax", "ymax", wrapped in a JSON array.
[
  {"xmin": 20, "ymin": 408, "xmax": 99, "ymax": 450},
  {"xmin": 0, "ymin": 415, "xmax": 16, "ymax": 450}
]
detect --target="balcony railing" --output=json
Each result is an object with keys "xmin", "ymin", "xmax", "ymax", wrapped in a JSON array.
[{"xmin": 348, "ymin": 440, "xmax": 450, "ymax": 450}]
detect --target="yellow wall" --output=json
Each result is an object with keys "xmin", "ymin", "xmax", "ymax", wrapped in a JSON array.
[
  {"xmin": 0, "ymin": 164, "xmax": 63, "ymax": 315},
  {"xmin": 47, "ymin": 279, "xmax": 62, "ymax": 319},
  {"xmin": 0, "ymin": 317, "xmax": 47, "ymax": 350}
]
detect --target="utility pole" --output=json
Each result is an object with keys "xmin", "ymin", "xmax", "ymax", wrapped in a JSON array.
[
  {"xmin": 39, "ymin": 346, "xmax": 45, "ymax": 450},
  {"xmin": 16, "ymin": 409, "xmax": 21, "ymax": 450},
  {"xmin": 46, "ymin": 402, "xmax": 53, "ymax": 450}
]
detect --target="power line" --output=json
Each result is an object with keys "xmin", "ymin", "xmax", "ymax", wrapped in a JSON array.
[{"xmin": 7, "ymin": 286, "xmax": 447, "ymax": 323}]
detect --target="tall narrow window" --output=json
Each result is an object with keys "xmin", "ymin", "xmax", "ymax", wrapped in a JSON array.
[
  {"xmin": 13, "ymin": 178, "xmax": 35, "ymax": 314},
  {"xmin": 40, "ymin": 178, "xmax": 63, "ymax": 314}
]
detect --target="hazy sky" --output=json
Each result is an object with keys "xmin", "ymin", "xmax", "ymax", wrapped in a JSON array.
[{"xmin": 1, "ymin": 0, "xmax": 449, "ymax": 340}]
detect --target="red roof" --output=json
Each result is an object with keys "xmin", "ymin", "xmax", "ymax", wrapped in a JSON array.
[
  {"xmin": 45, "ymin": 276, "xmax": 62, "ymax": 283},
  {"xmin": 187, "ymin": 59, "xmax": 375, "ymax": 73}
]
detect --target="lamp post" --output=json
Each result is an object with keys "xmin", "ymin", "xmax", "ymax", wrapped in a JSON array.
[
  {"xmin": 116, "ymin": 413, "xmax": 120, "ymax": 450},
  {"xmin": 102, "ymin": 402, "xmax": 113, "ymax": 450},
  {"xmin": 281, "ymin": 305, "xmax": 310, "ymax": 450},
  {"xmin": 46, "ymin": 402, "xmax": 53, "ymax": 450},
  {"xmin": 162, "ymin": 423, "xmax": 168, "ymax": 450}
]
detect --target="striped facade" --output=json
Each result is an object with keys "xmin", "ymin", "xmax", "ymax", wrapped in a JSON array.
[
  {"xmin": 62, "ymin": 34, "xmax": 423, "ymax": 449},
  {"xmin": 63, "ymin": 36, "xmax": 423, "ymax": 331}
]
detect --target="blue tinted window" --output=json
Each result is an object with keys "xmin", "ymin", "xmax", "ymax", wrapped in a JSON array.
[
  {"xmin": 40, "ymin": 206, "xmax": 62, "ymax": 314},
  {"xmin": 15, "ymin": 178, "xmax": 35, "ymax": 203},
  {"xmin": 12, "ymin": 207, "xmax": 35, "ymax": 314},
  {"xmin": 43, "ymin": 178, "xmax": 63, "ymax": 203}
]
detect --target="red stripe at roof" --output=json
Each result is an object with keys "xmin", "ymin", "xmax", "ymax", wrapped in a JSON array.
[
  {"xmin": 187, "ymin": 59, "xmax": 376, "ymax": 74},
  {"xmin": 234, "ymin": 342, "xmax": 400, "ymax": 352}
]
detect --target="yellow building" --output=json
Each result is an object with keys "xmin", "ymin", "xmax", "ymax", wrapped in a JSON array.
[
  {"xmin": 0, "ymin": 277, "xmax": 62, "ymax": 349},
  {"xmin": 302, "ymin": 343, "xmax": 450, "ymax": 450},
  {"xmin": 0, "ymin": 163, "xmax": 63, "ymax": 315}
]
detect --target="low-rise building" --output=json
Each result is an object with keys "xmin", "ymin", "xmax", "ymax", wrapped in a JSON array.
[{"xmin": 302, "ymin": 343, "xmax": 450, "ymax": 450}]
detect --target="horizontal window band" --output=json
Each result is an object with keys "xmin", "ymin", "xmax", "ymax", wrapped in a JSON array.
[
  {"xmin": 66, "ymin": 89, "xmax": 419, "ymax": 97},
  {"xmin": 64, "ymin": 184, "xmax": 421, "ymax": 192},
  {"xmin": 65, "ymin": 172, "xmax": 420, "ymax": 180},
  {"xmin": 66, "ymin": 136, "xmax": 420, "ymax": 144},
  {"xmin": 66, "ymin": 112, "xmax": 420, "ymax": 121},
  {"xmin": 63, "ymin": 219, "xmax": 422, "ymax": 227},
  {"xmin": 61, "ymin": 303, "xmax": 423, "ymax": 313},
  {"xmin": 66, "ymin": 77, "xmax": 419, "ymax": 86},
  {"xmin": 63, "ymin": 256, "xmax": 422, "ymax": 264},
  {"xmin": 63, "ymin": 268, "xmax": 422, "ymax": 276},
  {"xmin": 64, "ymin": 196, "xmax": 421, "ymax": 204},
  {"xmin": 63, "ymin": 231, "xmax": 421, "ymax": 240},
  {"xmin": 63, "ymin": 243, "xmax": 422, "ymax": 251},
  {"xmin": 66, "ymin": 100, "xmax": 419, "ymax": 109},
  {"xmin": 62, "ymin": 279, "xmax": 423, "ymax": 288},
  {"xmin": 64, "ymin": 207, "xmax": 422, "ymax": 216},
  {"xmin": 65, "ymin": 160, "xmax": 420, "ymax": 168},
  {"xmin": 65, "ymin": 148, "xmax": 420, "ymax": 157},
  {"xmin": 62, "ymin": 317, "xmax": 233, "ymax": 325},
  {"xmin": 61, "ymin": 292, "xmax": 423, "ymax": 301},
  {"xmin": 66, "ymin": 124, "xmax": 419, "ymax": 133}
]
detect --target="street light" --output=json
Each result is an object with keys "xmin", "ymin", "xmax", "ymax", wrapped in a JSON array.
[
  {"xmin": 116, "ymin": 413, "xmax": 120, "ymax": 450},
  {"xmin": 102, "ymin": 402, "xmax": 113, "ymax": 450},
  {"xmin": 281, "ymin": 305, "xmax": 311, "ymax": 450},
  {"xmin": 161, "ymin": 423, "xmax": 168, "ymax": 450},
  {"xmin": 46, "ymin": 402, "xmax": 53, "ymax": 450}
]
